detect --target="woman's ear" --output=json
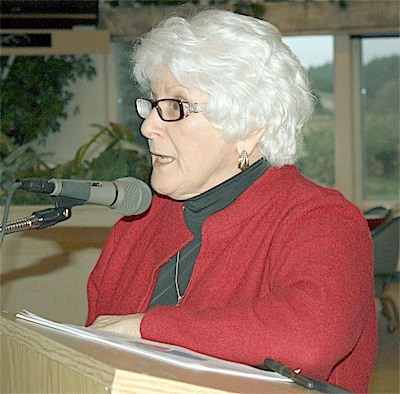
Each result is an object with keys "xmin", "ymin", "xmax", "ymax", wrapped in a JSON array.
[{"xmin": 235, "ymin": 127, "xmax": 265, "ymax": 157}]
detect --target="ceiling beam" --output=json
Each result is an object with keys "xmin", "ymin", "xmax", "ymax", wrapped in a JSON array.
[{"xmin": 99, "ymin": 0, "xmax": 399, "ymax": 41}]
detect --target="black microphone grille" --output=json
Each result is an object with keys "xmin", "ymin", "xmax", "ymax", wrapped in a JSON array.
[{"xmin": 114, "ymin": 177, "xmax": 152, "ymax": 216}]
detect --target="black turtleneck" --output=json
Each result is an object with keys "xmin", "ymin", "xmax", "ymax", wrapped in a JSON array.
[{"xmin": 148, "ymin": 159, "xmax": 269, "ymax": 309}]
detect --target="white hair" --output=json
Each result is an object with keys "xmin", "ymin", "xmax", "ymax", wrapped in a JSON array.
[{"xmin": 131, "ymin": 9, "xmax": 314, "ymax": 166}]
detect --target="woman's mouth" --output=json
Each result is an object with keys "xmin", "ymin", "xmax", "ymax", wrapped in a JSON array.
[{"xmin": 152, "ymin": 153, "xmax": 175, "ymax": 165}]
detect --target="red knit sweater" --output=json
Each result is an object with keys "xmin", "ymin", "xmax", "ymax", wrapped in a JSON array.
[{"xmin": 86, "ymin": 166, "xmax": 377, "ymax": 393}]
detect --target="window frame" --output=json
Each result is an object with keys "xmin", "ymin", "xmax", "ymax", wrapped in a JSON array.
[{"xmin": 334, "ymin": 35, "xmax": 399, "ymax": 210}]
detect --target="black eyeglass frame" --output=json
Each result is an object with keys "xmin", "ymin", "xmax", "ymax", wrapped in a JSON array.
[{"xmin": 135, "ymin": 97, "xmax": 205, "ymax": 122}]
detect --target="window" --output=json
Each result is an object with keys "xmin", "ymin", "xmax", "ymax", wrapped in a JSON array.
[
  {"xmin": 284, "ymin": 36, "xmax": 335, "ymax": 187},
  {"xmin": 360, "ymin": 37, "xmax": 399, "ymax": 200}
]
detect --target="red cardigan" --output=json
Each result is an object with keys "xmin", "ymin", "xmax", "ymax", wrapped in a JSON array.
[{"xmin": 86, "ymin": 165, "xmax": 377, "ymax": 393}]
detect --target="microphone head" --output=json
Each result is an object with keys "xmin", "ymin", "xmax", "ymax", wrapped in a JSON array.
[{"xmin": 112, "ymin": 177, "xmax": 152, "ymax": 216}]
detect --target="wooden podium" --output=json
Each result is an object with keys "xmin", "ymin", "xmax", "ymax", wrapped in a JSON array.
[{"xmin": 1, "ymin": 312, "xmax": 309, "ymax": 393}]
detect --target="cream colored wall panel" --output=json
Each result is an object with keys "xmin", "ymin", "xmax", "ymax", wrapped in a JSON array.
[{"xmin": 1, "ymin": 227, "xmax": 110, "ymax": 325}]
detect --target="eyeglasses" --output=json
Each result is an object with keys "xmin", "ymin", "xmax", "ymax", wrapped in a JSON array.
[{"xmin": 135, "ymin": 97, "xmax": 206, "ymax": 122}]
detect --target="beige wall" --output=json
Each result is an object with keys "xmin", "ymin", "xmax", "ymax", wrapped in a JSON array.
[
  {"xmin": 1, "ymin": 227, "xmax": 105, "ymax": 325},
  {"xmin": 0, "ymin": 206, "xmax": 120, "ymax": 325}
]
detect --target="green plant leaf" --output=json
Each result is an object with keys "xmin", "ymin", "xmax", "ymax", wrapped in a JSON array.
[{"xmin": 88, "ymin": 150, "xmax": 130, "ymax": 180}]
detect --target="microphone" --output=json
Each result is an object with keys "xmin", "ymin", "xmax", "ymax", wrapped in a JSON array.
[{"xmin": 17, "ymin": 177, "xmax": 152, "ymax": 216}]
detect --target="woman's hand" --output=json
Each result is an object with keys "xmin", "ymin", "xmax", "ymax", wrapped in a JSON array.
[{"xmin": 89, "ymin": 313, "xmax": 144, "ymax": 338}]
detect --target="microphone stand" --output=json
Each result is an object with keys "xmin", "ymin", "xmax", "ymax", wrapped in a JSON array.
[{"xmin": 0, "ymin": 197, "xmax": 84, "ymax": 235}]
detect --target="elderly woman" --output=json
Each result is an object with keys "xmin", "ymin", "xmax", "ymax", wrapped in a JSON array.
[{"xmin": 87, "ymin": 10, "xmax": 377, "ymax": 392}]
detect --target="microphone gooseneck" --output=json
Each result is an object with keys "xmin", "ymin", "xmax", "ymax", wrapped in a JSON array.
[
  {"xmin": 0, "ymin": 215, "xmax": 40, "ymax": 234},
  {"xmin": 0, "ymin": 207, "xmax": 72, "ymax": 235}
]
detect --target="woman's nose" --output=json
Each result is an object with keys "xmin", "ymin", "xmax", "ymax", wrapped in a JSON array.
[{"xmin": 140, "ymin": 108, "xmax": 163, "ymax": 139}]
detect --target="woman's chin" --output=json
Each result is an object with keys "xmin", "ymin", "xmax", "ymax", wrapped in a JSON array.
[
  {"xmin": 151, "ymin": 179, "xmax": 177, "ymax": 199},
  {"xmin": 151, "ymin": 183, "xmax": 188, "ymax": 201}
]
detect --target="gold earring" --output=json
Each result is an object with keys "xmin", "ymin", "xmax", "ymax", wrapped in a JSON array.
[{"xmin": 238, "ymin": 150, "xmax": 250, "ymax": 171}]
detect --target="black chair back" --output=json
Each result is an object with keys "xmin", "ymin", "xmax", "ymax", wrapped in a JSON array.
[{"xmin": 372, "ymin": 215, "xmax": 399, "ymax": 296}]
